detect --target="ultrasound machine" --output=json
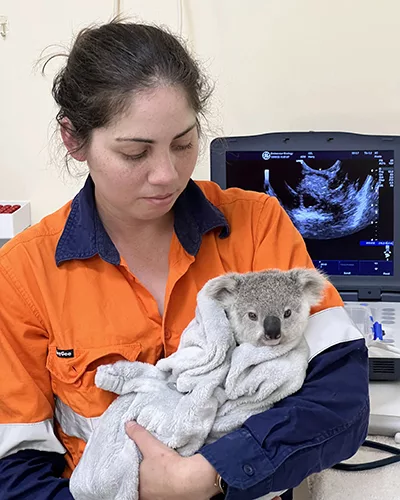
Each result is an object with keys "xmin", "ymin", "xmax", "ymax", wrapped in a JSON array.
[{"xmin": 210, "ymin": 131, "xmax": 400, "ymax": 436}]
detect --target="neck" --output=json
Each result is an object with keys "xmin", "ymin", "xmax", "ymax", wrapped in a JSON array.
[{"xmin": 95, "ymin": 199, "xmax": 174, "ymax": 248}]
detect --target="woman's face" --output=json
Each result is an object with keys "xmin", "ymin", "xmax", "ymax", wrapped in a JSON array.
[{"xmin": 76, "ymin": 86, "xmax": 199, "ymax": 222}]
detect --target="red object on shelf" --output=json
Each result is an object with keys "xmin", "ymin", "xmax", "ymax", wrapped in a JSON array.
[
  {"xmin": 0, "ymin": 204, "xmax": 20, "ymax": 214},
  {"xmin": 0, "ymin": 201, "xmax": 30, "ymax": 238}
]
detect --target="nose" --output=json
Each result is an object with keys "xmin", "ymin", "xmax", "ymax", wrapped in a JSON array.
[
  {"xmin": 148, "ymin": 151, "xmax": 179, "ymax": 186},
  {"xmin": 263, "ymin": 316, "xmax": 281, "ymax": 339}
]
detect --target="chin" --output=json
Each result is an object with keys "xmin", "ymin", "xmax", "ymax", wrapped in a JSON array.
[
  {"xmin": 137, "ymin": 201, "xmax": 175, "ymax": 220},
  {"xmin": 138, "ymin": 208, "xmax": 173, "ymax": 222},
  {"xmin": 139, "ymin": 193, "xmax": 179, "ymax": 218}
]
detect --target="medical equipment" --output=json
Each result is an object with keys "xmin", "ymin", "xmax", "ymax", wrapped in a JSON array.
[
  {"xmin": 210, "ymin": 131, "xmax": 400, "ymax": 381},
  {"xmin": 210, "ymin": 130, "xmax": 400, "ymax": 442}
]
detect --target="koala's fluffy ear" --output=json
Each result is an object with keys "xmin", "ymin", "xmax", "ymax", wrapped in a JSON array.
[
  {"xmin": 204, "ymin": 273, "xmax": 241, "ymax": 306},
  {"xmin": 288, "ymin": 268, "xmax": 327, "ymax": 307}
]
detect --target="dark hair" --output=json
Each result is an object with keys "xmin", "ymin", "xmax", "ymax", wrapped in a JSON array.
[{"xmin": 43, "ymin": 18, "xmax": 213, "ymax": 169}]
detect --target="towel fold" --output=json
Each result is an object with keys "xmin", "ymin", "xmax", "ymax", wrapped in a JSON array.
[{"xmin": 69, "ymin": 280, "xmax": 309, "ymax": 500}]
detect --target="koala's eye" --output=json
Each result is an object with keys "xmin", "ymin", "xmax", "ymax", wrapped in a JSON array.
[
  {"xmin": 248, "ymin": 312, "xmax": 258, "ymax": 321},
  {"xmin": 284, "ymin": 309, "xmax": 292, "ymax": 319}
]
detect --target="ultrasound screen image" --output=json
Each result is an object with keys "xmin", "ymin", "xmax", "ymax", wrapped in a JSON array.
[{"xmin": 226, "ymin": 150, "xmax": 394, "ymax": 276}]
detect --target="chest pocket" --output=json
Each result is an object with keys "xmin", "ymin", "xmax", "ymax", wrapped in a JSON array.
[{"xmin": 46, "ymin": 342, "xmax": 142, "ymax": 413}]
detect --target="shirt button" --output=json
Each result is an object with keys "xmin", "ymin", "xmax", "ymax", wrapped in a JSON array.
[
  {"xmin": 165, "ymin": 329, "xmax": 172, "ymax": 340},
  {"xmin": 243, "ymin": 464, "xmax": 254, "ymax": 476}
]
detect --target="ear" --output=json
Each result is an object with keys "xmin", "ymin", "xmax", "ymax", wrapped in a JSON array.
[
  {"xmin": 288, "ymin": 268, "xmax": 327, "ymax": 307},
  {"xmin": 60, "ymin": 117, "xmax": 87, "ymax": 162},
  {"xmin": 204, "ymin": 273, "xmax": 241, "ymax": 307}
]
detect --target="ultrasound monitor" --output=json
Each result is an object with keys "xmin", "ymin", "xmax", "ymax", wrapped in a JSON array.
[{"xmin": 210, "ymin": 132, "xmax": 400, "ymax": 301}]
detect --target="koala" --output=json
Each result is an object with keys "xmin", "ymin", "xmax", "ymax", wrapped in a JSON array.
[{"xmin": 205, "ymin": 268, "xmax": 327, "ymax": 347}]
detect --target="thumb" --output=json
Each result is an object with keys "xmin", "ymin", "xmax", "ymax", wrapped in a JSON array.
[{"xmin": 125, "ymin": 421, "xmax": 168, "ymax": 457}]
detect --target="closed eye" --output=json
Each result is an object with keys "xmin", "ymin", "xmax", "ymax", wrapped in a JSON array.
[
  {"xmin": 172, "ymin": 142, "xmax": 193, "ymax": 152},
  {"xmin": 122, "ymin": 142, "xmax": 193, "ymax": 162},
  {"xmin": 123, "ymin": 151, "xmax": 148, "ymax": 161}
]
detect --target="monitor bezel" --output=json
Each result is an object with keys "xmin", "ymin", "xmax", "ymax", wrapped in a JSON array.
[{"xmin": 210, "ymin": 131, "xmax": 400, "ymax": 297}]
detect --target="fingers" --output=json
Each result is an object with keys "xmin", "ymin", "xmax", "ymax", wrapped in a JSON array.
[
  {"xmin": 125, "ymin": 421, "xmax": 172, "ymax": 459},
  {"xmin": 125, "ymin": 421, "xmax": 147, "ymax": 441}
]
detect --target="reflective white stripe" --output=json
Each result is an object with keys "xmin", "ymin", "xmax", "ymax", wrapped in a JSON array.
[
  {"xmin": 55, "ymin": 397, "xmax": 100, "ymax": 442},
  {"xmin": 305, "ymin": 306, "xmax": 364, "ymax": 361},
  {"xmin": 0, "ymin": 419, "xmax": 66, "ymax": 460}
]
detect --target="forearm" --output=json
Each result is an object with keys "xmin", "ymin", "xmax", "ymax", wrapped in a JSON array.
[
  {"xmin": 199, "ymin": 339, "xmax": 369, "ymax": 499},
  {"xmin": 0, "ymin": 450, "xmax": 72, "ymax": 500}
]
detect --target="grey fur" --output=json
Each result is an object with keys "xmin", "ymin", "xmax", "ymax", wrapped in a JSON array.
[{"xmin": 204, "ymin": 268, "xmax": 327, "ymax": 347}]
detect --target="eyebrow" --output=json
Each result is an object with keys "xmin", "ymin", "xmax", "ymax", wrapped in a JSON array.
[{"xmin": 115, "ymin": 122, "xmax": 197, "ymax": 143}]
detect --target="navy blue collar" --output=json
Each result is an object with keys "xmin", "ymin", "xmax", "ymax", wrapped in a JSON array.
[{"xmin": 55, "ymin": 176, "xmax": 230, "ymax": 266}]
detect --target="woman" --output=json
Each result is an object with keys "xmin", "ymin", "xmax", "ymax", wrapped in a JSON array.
[{"xmin": 0, "ymin": 19, "xmax": 369, "ymax": 500}]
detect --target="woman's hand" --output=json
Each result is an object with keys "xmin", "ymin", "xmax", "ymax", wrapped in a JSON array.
[
  {"xmin": 126, "ymin": 421, "xmax": 283, "ymax": 500},
  {"xmin": 125, "ymin": 422, "xmax": 221, "ymax": 500}
]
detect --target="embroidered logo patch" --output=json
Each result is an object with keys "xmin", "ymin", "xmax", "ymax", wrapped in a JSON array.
[{"xmin": 56, "ymin": 348, "xmax": 74, "ymax": 358}]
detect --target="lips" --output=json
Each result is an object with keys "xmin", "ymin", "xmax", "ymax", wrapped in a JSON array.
[
  {"xmin": 142, "ymin": 192, "xmax": 176, "ymax": 206},
  {"xmin": 146, "ymin": 193, "xmax": 174, "ymax": 200}
]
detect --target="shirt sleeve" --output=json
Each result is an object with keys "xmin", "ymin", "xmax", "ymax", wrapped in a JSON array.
[
  {"xmin": 198, "ymin": 196, "xmax": 370, "ymax": 499},
  {"xmin": 0, "ymin": 450, "xmax": 72, "ymax": 499},
  {"xmin": 0, "ymin": 259, "xmax": 69, "ymax": 497}
]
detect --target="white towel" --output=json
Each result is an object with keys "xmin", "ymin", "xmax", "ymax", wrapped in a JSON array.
[
  {"xmin": 307, "ymin": 435, "xmax": 400, "ymax": 500},
  {"xmin": 69, "ymin": 279, "xmax": 309, "ymax": 500}
]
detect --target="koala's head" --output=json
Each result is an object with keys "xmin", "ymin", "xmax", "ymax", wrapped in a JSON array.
[{"xmin": 205, "ymin": 268, "xmax": 327, "ymax": 347}]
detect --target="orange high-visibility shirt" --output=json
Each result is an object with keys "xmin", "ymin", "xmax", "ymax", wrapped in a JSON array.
[{"xmin": 0, "ymin": 177, "xmax": 353, "ymax": 482}]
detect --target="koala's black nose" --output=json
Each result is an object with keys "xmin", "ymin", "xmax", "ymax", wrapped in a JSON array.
[{"xmin": 263, "ymin": 316, "xmax": 281, "ymax": 339}]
